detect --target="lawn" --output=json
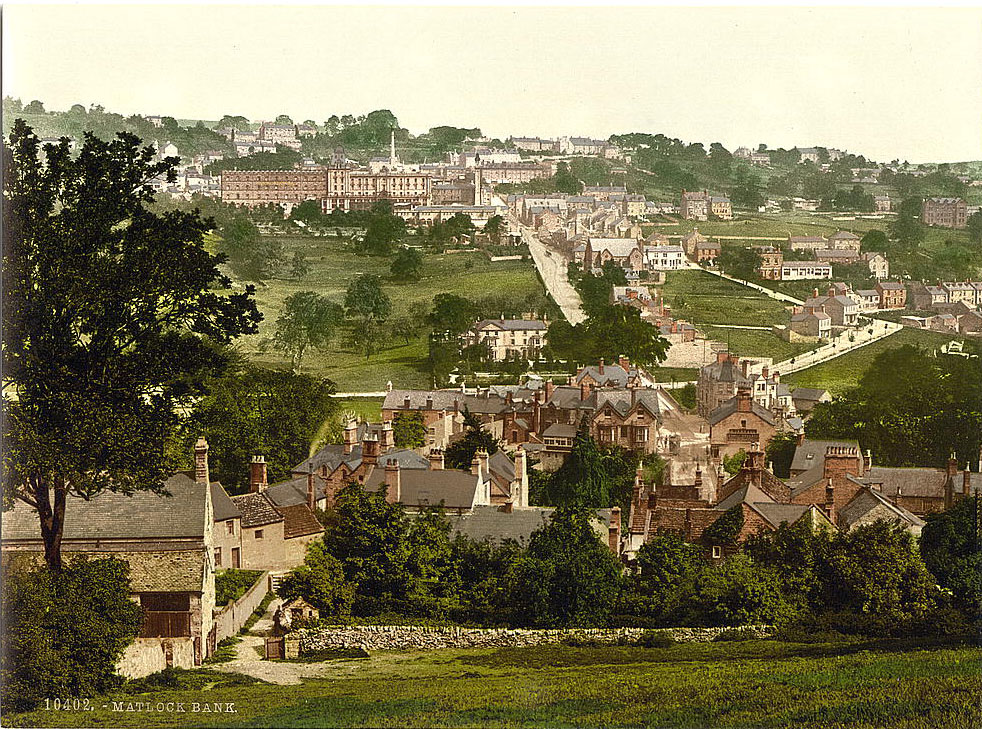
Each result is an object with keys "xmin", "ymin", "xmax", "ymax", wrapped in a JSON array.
[
  {"xmin": 660, "ymin": 270, "xmax": 793, "ymax": 327},
  {"xmin": 7, "ymin": 639, "xmax": 980, "ymax": 729},
  {"xmin": 785, "ymin": 327, "xmax": 962, "ymax": 395},
  {"xmin": 241, "ymin": 235, "xmax": 547, "ymax": 391},
  {"xmin": 700, "ymin": 326, "xmax": 817, "ymax": 363}
]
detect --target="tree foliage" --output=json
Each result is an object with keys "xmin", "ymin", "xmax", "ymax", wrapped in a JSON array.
[
  {"xmin": 392, "ymin": 411, "xmax": 427, "ymax": 449},
  {"xmin": 273, "ymin": 291, "xmax": 343, "ymax": 371},
  {"xmin": 444, "ymin": 408, "xmax": 500, "ymax": 470},
  {"xmin": 1, "ymin": 557, "xmax": 144, "ymax": 711},
  {"xmin": 277, "ymin": 542, "xmax": 355, "ymax": 616},
  {"xmin": 2, "ymin": 121, "xmax": 261, "ymax": 569},
  {"xmin": 187, "ymin": 365, "xmax": 337, "ymax": 491},
  {"xmin": 919, "ymin": 498, "xmax": 982, "ymax": 619}
]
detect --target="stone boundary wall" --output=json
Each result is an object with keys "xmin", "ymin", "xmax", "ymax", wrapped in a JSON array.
[
  {"xmin": 213, "ymin": 571, "xmax": 271, "ymax": 643},
  {"xmin": 117, "ymin": 638, "xmax": 196, "ymax": 679},
  {"xmin": 289, "ymin": 624, "xmax": 772, "ymax": 655}
]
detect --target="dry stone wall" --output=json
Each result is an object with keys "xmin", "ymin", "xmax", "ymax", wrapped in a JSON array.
[{"xmin": 289, "ymin": 624, "xmax": 772, "ymax": 654}]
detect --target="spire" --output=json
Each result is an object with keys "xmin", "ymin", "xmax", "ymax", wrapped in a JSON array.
[{"xmin": 390, "ymin": 130, "xmax": 396, "ymax": 165}]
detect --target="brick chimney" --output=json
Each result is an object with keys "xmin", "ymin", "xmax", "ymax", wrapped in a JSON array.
[
  {"xmin": 384, "ymin": 458, "xmax": 401, "ymax": 503},
  {"xmin": 947, "ymin": 454, "xmax": 959, "ymax": 479},
  {"xmin": 306, "ymin": 470, "xmax": 317, "ymax": 511},
  {"xmin": 608, "ymin": 507, "xmax": 621, "ymax": 553},
  {"xmin": 580, "ymin": 381, "xmax": 592, "ymax": 400},
  {"xmin": 821, "ymin": 446, "xmax": 862, "ymax": 515},
  {"xmin": 381, "ymin": 420, "xmax": 394, "ymax": 450},
  {"xmin": 194, "ymin": 437, "xmax": 210, "ymax": 485},
  {"xmin": 694, "ymin": 465, "xmax": 703, "ymax": 488},
  {"xmin": 618, "ymin": 355, "xmax": 630, "ymax": 370},
  {"xmin": 428, "ymin": 448, "xmax": 444, "ymax": 471},
  {"xmin": 343, "ymin": 418, "xmax": 358, "ymax": 455},
  {"xmin": 736, "ymin": 386, "xmax": 752, "ymax": 412},
  {"xmin": 403, "ymin": 395, "xmax": 411, "ymax": 409},
  {"xmin": 741, "ymin": 359, "xmax": 750, "ymax": 377},
  {"xmin": 963, "ymin": 466, "xmax": 971, "ymax": 497},
  {"xmin": 716, "ymin": 351, "xmax": 729, "ymax": 364},
  {"xmin": 824, "ymin": 479, "xmax": 835, "ymax": 521},
  {"xmin": 598, "ymin": 358, "xmax": 605, "ymax": 375},
  {"xmin": 544, "ymin": 379, "xmax": 555, "ymax": 401},
  {"xmin": 425, "ymin": 395, "xmax": 434, "ymax": 410},
  {"xmin": 513, "ymin": 447, "xmax": 529, "ymax": 508},
  {"xmin": 470, "ymin": 454, "xmax": 482, "ymax": 476},
  {"xmin": 477, "ymin": 448, "xmax": 489, "ymax": 476},
  {"xmin": 362, "ymin": 435, "xmax": 380, "ymax": 465},
  {"xmin": 249, "ymin": 456, "xmax": 267, "ymax": 493}
]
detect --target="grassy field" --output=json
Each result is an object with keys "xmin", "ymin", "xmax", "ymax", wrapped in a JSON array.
[
  {"xmin": 660, "ymin": 270, "xmax": 793, "ymax": 327},
  {"xmin": 242, "ymin": 235, "xmax": 547, "ymax": 391},
  {"xmin": 7, "ymin": 639, "xmax": 980, "ymax": 729},
  {"xmin": 785, "ymin": 327, "xmax": 961, "ymax": 395},
  {"xmin": 700, "ymin": 326, "xmax": 817, "ymax": 363}
]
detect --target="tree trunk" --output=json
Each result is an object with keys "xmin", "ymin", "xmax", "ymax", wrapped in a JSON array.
[{"xmin": 35, "ymin": 476, "xmax": 66, "ymax": 572}]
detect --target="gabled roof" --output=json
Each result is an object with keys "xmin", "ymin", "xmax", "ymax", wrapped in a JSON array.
[
  {"xmin": 211, "ymin": 483, "xmax": 241, "ymax": 522},
  {"xmin": 382, "ymin": 389, "xmax": 462, "ymax": 411},
  {"xmin": 575, "ymin": 363, "xmax": 634, "ymax": 388},
  {"xmin": 714, "ymin": 482, "xmax": 774, "ymax": 511},
  {"xmin": 231, "ymin": 492, "xmax": 284, "ymax": 528},
  {"xmin": 838, "ymin": 483, "xmax": 925, "ymax": 530},
  {"xmin": 452, "ymin": 505, "xmax": 551, "ymax": 545},
  {"xmin": 594, "ymin": 389, "xmax": 661, "ymax": 419},
  {"xmin": 791, "ymin": 387, "xmax": 830, "ymax": 403},
  {"xmin": 1, "ymin": 473, "xmax": 209, "ymax": 542},
  {"xmin": 790, "ymin": 438, "xmax": 859, "ymax": 474},
  {"xmin": 363, "ymin": 468, "xmax": 482, "ymax": 510},
  {"xmin": 708, "ymin": 397, "xmax": 775, "ymax": 426},
  {"xmin": 473, "ymin": 319, "xmax": 547, "ymax": 332},
  {"xmin": 278, "ymin": 504, "xmax": 324, "ymax": 539}
]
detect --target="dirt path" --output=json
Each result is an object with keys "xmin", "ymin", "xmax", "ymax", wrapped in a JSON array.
[{"xmin": 211, "ymin": 597, "xmax": 342, "ymax": 686}]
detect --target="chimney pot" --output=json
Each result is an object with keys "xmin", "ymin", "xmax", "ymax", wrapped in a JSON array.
[
  {"xmin": 194, "ymin": 437, "xmax": 210, "ymax": 486},
  {"xmin": 249, "ymin": 455, "xmax": 268, "ymax": 493},
  {"xmin": 598, "ymin": 358, "xmax": 605, "ymax": 375}
]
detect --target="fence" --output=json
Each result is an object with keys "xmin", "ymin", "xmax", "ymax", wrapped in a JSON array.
[{"xmin": 213, "ymin": 571, "xmax": 271, "ymax": 643}]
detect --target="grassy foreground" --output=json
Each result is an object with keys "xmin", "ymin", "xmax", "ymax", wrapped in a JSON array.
[{"xmin": 7, "ymin": 639, "xmax": 981, "ymax": 729}]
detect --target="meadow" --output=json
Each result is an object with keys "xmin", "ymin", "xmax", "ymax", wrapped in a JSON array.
[
  {"xmin": 784, "ymin": 327, "xmax": 961, "ymax": 395},
  {"xmin": 241, "ymin": 234, "xmax": 547, "ymax": 391},
  {"xmin": 7, "ymin": 639, "xmax": 980, "ymax": 729}
]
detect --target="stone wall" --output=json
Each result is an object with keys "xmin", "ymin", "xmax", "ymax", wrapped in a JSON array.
[
  {"xmin": 213, "ymin": 571, "xmax": 271, "ymax": 643},
  {"xmin": 289, "ymin": 624, "xmax": 772, "ymax": 655},
  {"xmin": 116, "ymin": 638, "xmax": 196, "ymax": 678}
]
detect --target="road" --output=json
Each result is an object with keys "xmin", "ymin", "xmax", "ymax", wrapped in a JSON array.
[{"xmin": 510, "ymin": 214, "xmax": 586, "ymax": 325}]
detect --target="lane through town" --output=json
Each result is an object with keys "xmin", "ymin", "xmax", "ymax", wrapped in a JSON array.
[{"xmin": 509, "ymin": 214, "xmax": 587, "ymax": 325}]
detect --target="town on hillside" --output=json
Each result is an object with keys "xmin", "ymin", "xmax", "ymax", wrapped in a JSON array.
[{"xmin": 3, "ymin": 7, "xmax": 982, "ymax": 726}]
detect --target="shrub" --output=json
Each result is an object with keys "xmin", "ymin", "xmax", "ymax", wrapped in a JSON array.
[
  {"xmin": 713, "ymin": 627, "xmax": 759, "ymax": 642},
  {"xmin": 636, "ymin": 631, "xmax": 677, "ymax": 649},
  {"xmin": 1, "ymin": 557, "xmax": 144, "ymax": 711},
  {"xmin": 215, "ymin": 569, "xmax": 264, "ymax": 607},
  {"xmin": 277, "ymin": 542, "xmax": 355, "ymax": 616}
]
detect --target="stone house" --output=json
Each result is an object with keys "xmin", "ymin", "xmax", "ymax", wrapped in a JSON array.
[
  {"xmin": 863, "ymin": 253, "xmax": 890, "ymax": 279},
  {"xmin": 875, "ymin": 281, "xmax": 906, "ymax": 310},
  {"xmin": 643, "ymin": 245, "xmax": 685, "ymax": 271},
  {"xmin": 680, "ymin": 229, "xmax": 708, "ymax": 256},
  {"xmin": 852, "ymin": 289, "xmax": 881, "ymax": 313},
  {"xmin": 463, "ymin": 319, "xmax": 548, "ymax": 362},
  {"xmin": 826, "ymin": 230, "xmax": 862, "ymax": 251},
  {"xmin": 789, "ymin": 388, "xmax": 831, "ymax": 415},
  {"xmin": 709, "ymin": 196, "xmax": 733, "ymax": 220},
  {"xmin": 787, "ymin": 235, "xmax": 828, "ymax": 252},
  {"xmin": 921, "ymin": 197, "xmax": 967, "ymax": 229},
  {"xmin": 815, "ymin": 248, "xmax": 860, "ymax": 265},
  {"xmin": 756, "ymin": 246, "xmax": 784, "ymax": 280},
  {"xmin": 781, "ymin": 262, "xmax": 833, "ymax": 280},
  {"xmin": 1, "ymin": 442, "xmax": 218, "ymax": 671},
  {"xmin": 941, "ymin": 282, "xmax": 978, "ymax": 306},
  {"xmin": 583, "ymin": 238, "xmax": 644, "ymax": 273},
  {"xmin": 803, "ymin": 289, "xmax": 859, "ymax": 327},
  {"xmin": 790, "ymin": 305, "xmax": 831, "ymax": 339},
  {"xmin": 959, "ymin": 310, "xmax": 982, "ymax": 334},
  {"xmin": 694, "ymin": 239, "xmax": 721, "ymax": 263},
  {"xmin": 874, "ymin": 195, "xmax": 891, "ymax": 212},
  {"xmin": 909, "ymin": 282, "xmax": 948, "ymax": 310},
  {"xmin": 680, "ymin": 190, "xmax": 709, "ymax": 220},
  {"xmin": 708, "ymin": 387, "xmax": 778, "ymax": 460}
]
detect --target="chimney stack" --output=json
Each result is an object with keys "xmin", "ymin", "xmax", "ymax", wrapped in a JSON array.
[
  {"xmin": 947, "ymin": 454, "xmax": 959, "ymax": 478},
  {"xmin": 249, "ymin": 456, "xmax": 267, "ymax": 493},
  {"xmin": 343, "ymin": 418, "xmax": 358, "ymax": 455},
  {"xmin": 736, "ymin": 386, "xmax": 752, "ymax": 412},
  {"xmin": 513, "ymin": 447, "xmax": 529, "ymax": 508},
  {"xmin": 963, "ymin": 466, "xmax": 971, "ymax": 497},
  {"xmin": 362, "ymin": 435, "xmax": 380, "ymax": 465},
  {"xmin": 404, "ymin": 396, "xmax": 411, "ymax": 410},
  {"xmin": 618, "ymin": 355, "xmax": 630, "ymax": 370},
  {"xmin": 471, "ymin": 454, "xmax": 482, "ymax": 476},
  {"xmin": 598, "ymin": 358, "xmax": 605, "ymax": 375},
  {"xmin": 194, "ymin": 437, "xmax": 210, "ymax": 486},
  {"xmin": 425, "ymin": 395, "xmax": 434, "ymax": 410},
  {"xmin": 381, "ymin": 420, "xmax": 394, "ymax": 450},
  {"xmin": 580, "ymin": 381, "xmax": 591, "ymax": 401},
  {"xmin": 384, "ymin": 458, "xmax": 401, "ymax": 503},
  {"xmin": 428, "ymin": 448, "xmax": 444, "ymax": 471},
  {"xmin": 307, "ymin": 470, "xmax": 316, "ymax": 511},
  {"xmin": 544, "ymin": 379, "xmax": 555, "ymax": 401},
  {"xmin": 477, "ymin": 448, "xmax": 489, "ymax": 476},
  {"xmin": 608, "ymin": 507, "xmax": 621, "ymax": 554}
]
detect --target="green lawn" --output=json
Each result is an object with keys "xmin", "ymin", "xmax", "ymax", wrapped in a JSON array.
[
  {"xmin": 242, "ymin": 236, "xmax": 547, "ymax": 391},
  {"xmin": 7, "ymin": 640, "xmax": 980, "ymax": 729},
  {"xmin": 333, "ymin": 397, "xmax": 384, "ymax": 422},
  {"xmin": 661, "ymin": 270, "xmax": 793, "ymax": 327},
  {"xmin": 700, "ymin": 326, "xmax": 817, "ymax": 363},
  {"xmin": 785, "ymin": 327, "xmax": 962, "ymax": 395}
]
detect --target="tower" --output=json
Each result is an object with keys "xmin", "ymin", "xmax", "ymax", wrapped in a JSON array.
[{"xmin": 390, "ymin": 130, "xmax": 397, "ymax": 165}]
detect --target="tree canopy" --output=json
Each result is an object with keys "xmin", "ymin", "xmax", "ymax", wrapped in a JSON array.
[{"xmin": 2, "ymin": 121, "xmax": 261, "ymax": 569}]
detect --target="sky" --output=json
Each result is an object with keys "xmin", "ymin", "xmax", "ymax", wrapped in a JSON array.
[{"xmin": 3, "ymin": 4, "xmax": 982, "ymax": 163}]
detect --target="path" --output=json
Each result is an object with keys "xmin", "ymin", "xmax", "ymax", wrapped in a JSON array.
[
  {"xmin": 510, "ymin": 213, "xmax": 586, "ymax": 325},
  {"xmin": 211, "ymin": 597, "xmax": 342, "ymax": 686}
]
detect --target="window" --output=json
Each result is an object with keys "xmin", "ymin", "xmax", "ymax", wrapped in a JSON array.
[
  {"xmin": 712, "ymin": 546, "xmax": 722, "ymax": 559},
  {"xmin": 226, "ymin": 520, "xmax": 235, "ymax": 535},
  {"xmin": 255, "ymin": 529, "xmax": 264, "ymax": 540},
  {"xmin": 214, "ymin": 548, "xmax": 222, "ymax": 567}
]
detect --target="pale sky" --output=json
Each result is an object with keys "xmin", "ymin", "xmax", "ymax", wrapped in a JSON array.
[{"xmin": 4, "ymin": 4, "xmax": 982, "ymax": 163}]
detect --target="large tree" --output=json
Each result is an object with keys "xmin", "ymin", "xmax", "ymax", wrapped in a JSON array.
[
  {"xmin": 273, "ymin": 291, "xmax": 343, "ymax": 371},
  {"xmin": 2, "ymin": 121, "xmax": 262, "ymax": 570},
  {"xmin": 344, "ymin": 274, "xmax": 392, "ymax": 321}
]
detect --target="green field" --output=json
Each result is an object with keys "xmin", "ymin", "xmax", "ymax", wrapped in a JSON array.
[
  {"xmin": 7, "ymin": 640, "xmax": 980, "ymax": 729},
  {"xmin": 700, "ymin": 326, "xmax": 817, "ymax": 363},
  {"xmin": 660, "ymin": 270, "xmax": 793, "ymax": 327},
  {"xmin": 242, "ymin": 236, "xmax": 546, "ymax": 391},
  {"xmin": 785, "ymin": 327, "xmax": 961, "ymax": 395}
]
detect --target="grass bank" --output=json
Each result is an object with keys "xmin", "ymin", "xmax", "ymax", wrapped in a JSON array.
[{"xmin": 6, "ymin": 639, "xmax": 979, "ymax": 728}]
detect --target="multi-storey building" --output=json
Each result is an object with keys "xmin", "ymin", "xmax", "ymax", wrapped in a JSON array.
[
  {"xmin": 463, "ymin": 319, "xmax": 548, "ymax": 361},
  {"xmin": 780, "ymin": 262, "xmax": 833, "ymax": 280},
  {"xmin": 680, "ymin": 189, "xmax": 709, "ymax": 220},
  {"xmin": 710, "ymin": 196, "xmax": 733, "ymax": 220},
  {"xmin": 755, "ymin": 246, "xmax": 784, "ymax": 280},
  {"xmin": 921, "ymin": 197, "xmax": 968, "ymax": 229},
  {"xmin": 220, "ymin": 167, "xmax": 432, "ymax": 212},
  {"xmin": 875, "ymin": 281, "xmax": 907, "ymax": 310}
]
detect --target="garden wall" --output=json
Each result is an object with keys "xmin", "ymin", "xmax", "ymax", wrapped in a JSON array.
[
  {"xmin": 288, "ymin": 624, "xmax": 772, "ymax": 655},
  {"xmin": 213, "ymin": 571, "xmax": 271, "ymax": 643}
]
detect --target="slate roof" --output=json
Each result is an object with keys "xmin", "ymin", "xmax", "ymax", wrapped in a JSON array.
[
  {"xmin": 278, "ymin": 504, "xmax": 324, "ymax": 539},
  {"xmin": 838, "ymin": 484, "xmax": 925, "ymax": 530},
  {"xmin": 790, "ymin": 438, "xmax": 860, "ymax": 474},
  {"xmin": 588, "ymin": 238, "xmax": 641, "ymax": 257},
  {"xmin": 864, "ymin": 467, "xmax": 981, "ymax": 498},
  {"xmin": 383, "ymin": 389, "xmax": 462, "ymax": 411},
  {"xmin": 293, "ymin": 443, "xmax": 349, "ymax": 476},
  {"xmin": 543, "ymin": 423, "xmax": 577, "ymax": 438},
  {"xmin": 714, "ymin": 482, "xmax": 774, "ymax": 511},
  {"xmin": 752, "ymin": 503, "xmax": 815, "ymax": 528},
  {"xmin": 791, "ymin": 387, "xmax": 829, "ymax": 404},
  {"xmin": 700, "ymin": 358, "xmax": 750, "ymax": 386},
  {"xmin": 364, "ymin": 468, "xmax": 482, "ymax": 510},
  {"xmin": 231, "ymin": 492, "xmax": 284, "ymax": 528},
  {"xmin": 473, "ymin": 319, "xmax": 547, "ymax": 332},
  {"xmin": 211, "ymin": 483, "xmax": 241, "ymax": 522},
  {"xmin": 595, "ymin": 389, "xmax": 661, "ymax": 418},
  {"xmin": 451, "ymin": 505, "xmax": 552, "ymax": 545},
  {"xmin": 1, "ymin": 473, "xmax": 208, "ymax": 542},
  {"xmin": 708, "ymin": 397, "xmax": 775, "ymax": 426},
  {"xmin": 266, "ymin": 476, "xmax": 314, "ymax": 508},
  {"xmin": 575, "ymin": 363, "xmax": 634, "ymax": 387}
]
